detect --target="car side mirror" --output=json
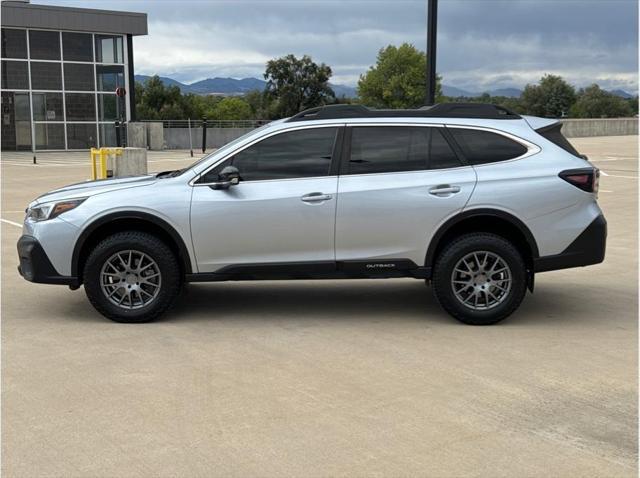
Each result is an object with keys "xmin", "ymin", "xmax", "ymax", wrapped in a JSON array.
[{"xmin": 209, "ymin": 165, "xmax": 240, "ymax": 190}]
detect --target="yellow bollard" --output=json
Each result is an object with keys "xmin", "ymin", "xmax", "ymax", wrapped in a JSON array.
[{"xmin": 90, "ymin": 147, "xmax": 122, "ymax": 180}]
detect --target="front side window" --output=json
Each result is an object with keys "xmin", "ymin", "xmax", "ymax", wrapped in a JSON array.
[
  {"xmin": 201, "ymin": 127, "xmax": 337, "ymax": 183},
  {"xmin": 347, "ymin": 126, "xmax": 460, "ymax": 174},
  {"xmin": 449, "ymin": 128, "xmax": 528, "ymax": 165}
]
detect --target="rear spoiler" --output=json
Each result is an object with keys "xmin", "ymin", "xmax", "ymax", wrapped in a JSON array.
[{"xmin": 524, "ymin": 116, "xmax": 585, "ymax": 159}]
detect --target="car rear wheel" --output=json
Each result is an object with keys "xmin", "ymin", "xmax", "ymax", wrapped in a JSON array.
[
  {"xmin": 432, "ymin": 233, "xmax": 527, "ymax": 325},
  {"xmin": 83, "ymin": 231, "xmax": 181, "ymax": 323}
]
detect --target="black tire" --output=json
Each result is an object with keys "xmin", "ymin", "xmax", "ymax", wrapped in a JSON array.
[
  {"xmin": 83, "ymin": 231, "xmax": 181, "ymax": 323},
  {"xmin": 432, "ymin": 233, "xmax": 527, "ymax": 325}
]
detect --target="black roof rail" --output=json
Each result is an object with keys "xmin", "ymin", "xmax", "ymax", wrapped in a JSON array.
[{"xmin": 286, "ymin": 103, "xmax": 521, "ymax": 122}]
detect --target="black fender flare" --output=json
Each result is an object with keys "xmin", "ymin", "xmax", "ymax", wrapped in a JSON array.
[
  {"xmin": 424, "ymin": 208, "xmax": 540, "ymax": 268},
  {"xmin": 71, "ymin": 211, "xmax": 193, "ymax": 278}
]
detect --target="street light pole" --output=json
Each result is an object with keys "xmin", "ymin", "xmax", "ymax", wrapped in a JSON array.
[{"xmin": 426, "ymin": 0, "xmax": 438, "ymax": 106}]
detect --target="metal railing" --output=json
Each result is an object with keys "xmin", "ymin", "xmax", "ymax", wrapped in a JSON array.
[{"xmin": 138, "ymin": 119, "xmax": 271, "ymax": 129}]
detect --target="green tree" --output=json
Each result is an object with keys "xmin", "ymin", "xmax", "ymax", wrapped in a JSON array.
[
  {"xmin": 135, "ymin": 75, "xmax": 189, "ymax": 120},
  {"xmin": 210, "ymin": 97, "xmax": 253, "ymax": 121},
  {"xmin": 264, "ymin": 54, "xmax": 335, "ymax": 117},
  {"xmin": 357, "ymin": 43, "xmax": 442, "ymax": 108},
  {"xmin": 521, "ymin": 74, "xmax": 576, "ymax": 118},
  {"xmin": 569, "ymin": 84, "xmax": 634, "ymax": 118}
]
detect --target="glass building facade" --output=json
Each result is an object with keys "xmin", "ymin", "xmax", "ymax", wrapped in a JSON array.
[{"xmin": 1, "ymin": 27, "xmax": 129, "ymax": 150}]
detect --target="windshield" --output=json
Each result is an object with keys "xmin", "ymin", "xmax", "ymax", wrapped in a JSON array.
[{"xmin": 181, "ymin": 122, "xmax": 277, "ymax": 173}]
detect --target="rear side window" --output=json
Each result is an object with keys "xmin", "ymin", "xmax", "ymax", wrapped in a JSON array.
[
  {"xmin": 449, "ymin": 128, "xmax": 527, "ymax": 165},
  {"xmin": 348, "ymin": 126, "xmax": 460, "ymax": 174}
]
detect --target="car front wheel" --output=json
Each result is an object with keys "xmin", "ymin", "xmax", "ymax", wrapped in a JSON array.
[
  {"xmin": 83, "ymin": 231, "xmax": 181, "ymax": 323},
  {"xmin": 432, "ymin": 233, "xmax": 527, "ymax": 325}
]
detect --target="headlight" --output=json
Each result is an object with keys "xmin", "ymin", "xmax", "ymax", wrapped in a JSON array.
[{"xmin": 26, "ymin": 198, "xmax": 86, "ymax": 222}]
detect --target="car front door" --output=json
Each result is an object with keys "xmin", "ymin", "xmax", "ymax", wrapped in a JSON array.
[
  {"xmin": 335, "ymin": 125, "xmax": 476, "ymax": 268},
  {"xmin": 190, "ymin": 125, "xmax": 342, "ymax": 273}
]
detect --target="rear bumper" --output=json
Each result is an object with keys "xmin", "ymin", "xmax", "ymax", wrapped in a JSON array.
[
  {"xmin": 533, "ymin": 214, "xmax": 607, "ymax": 273},
  {"xmin": 17, "ymin": 235, "xmax": 78, "ymax": 286}
]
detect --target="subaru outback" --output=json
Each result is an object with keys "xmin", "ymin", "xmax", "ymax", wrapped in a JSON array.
[{"xmin": 17, "ymin": 103, "xmax": 606, "ymax": 325}]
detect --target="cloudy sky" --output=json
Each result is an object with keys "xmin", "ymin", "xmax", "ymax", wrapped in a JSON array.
[{"xmin": 37, "ymin": 0, "xmax": 639, "ymax": 92}]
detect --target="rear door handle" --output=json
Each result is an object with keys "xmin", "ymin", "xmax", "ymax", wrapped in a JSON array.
[
  {"xmin": 429, "ymin": 185, "xmax": 461, "ymax": 196},
  {"xmin": 301, "ymin": 192, "xmax": 333, "ymax": 203}
]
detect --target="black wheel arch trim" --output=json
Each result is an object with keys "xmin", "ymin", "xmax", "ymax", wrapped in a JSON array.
[
  {"xmin": 71, "ymin": 211, "xmax": 193, "ymax": 280},
  {"xmin": 425, "ymin": 209, "xmax": 540, "ymax": 268}
]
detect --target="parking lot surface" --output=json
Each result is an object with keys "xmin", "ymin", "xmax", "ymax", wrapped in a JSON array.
[{"xmin": 2, "ymin": 138, "xmax": 638, "ymax": 477}]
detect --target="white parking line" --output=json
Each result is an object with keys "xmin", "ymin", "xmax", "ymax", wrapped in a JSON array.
[
  {"xmin": 1, "ymin": 218, "xmax": 22, "ymax": 228},
  {"xmin": 603, "ymin": 174, "xmax": 638, "ymax": 179}
]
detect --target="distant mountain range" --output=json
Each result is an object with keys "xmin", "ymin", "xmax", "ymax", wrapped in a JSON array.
[
  {"xmin": 135, "ymin": 75, "xmax": 635, "ymax": 100},
  {"xmin": 134, "ymin": 75, "xmax": 357, "ymax": 98}
]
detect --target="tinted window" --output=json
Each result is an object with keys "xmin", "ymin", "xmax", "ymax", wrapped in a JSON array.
[
  {"xmin": 35, "ymin": 123, "xmax": 65, "ymax": 149},
  {"xmin": 62, "ymin": 32, "xmax": 92, "ymax": 62},
  {"xmin": 30, "ymin": 62, "xmax": 62, "ymax": 90},
  {"xmin": 64, "ymin": 63, "xmax": 94, "ymax": 91},
  {"xmin": 65, "ymin": 93, "xmax": 95, "ymax": 121},
  {"xmin": 29, "ymin": 30, "xmax": 60, "ymax": 60},
  {"xmin": 67, "ymin": 123, "xmax": 97, "ymax": 149},
  {"xmin": 2, "ymin": 29, "xmax": 27, "ymax": 58},
  {"xmin": 203, "ymin": 128, "xmax": 337, "ymax": 182},
  {"xmin": 348, "ymin": 126, "xmax": 460, "ymax": 174},
  {"xmin": 449, "ymin": 128, "xmax": 527, "ymax": 165},
  {"xmin": 96, "ymin": 65, "xmax": 125, "ymax": 91},
  {"xmin": 1, "ymin": 60, "xmax": 28, "ymax": 89},
  {"xmin": 430, "ymin": 128, "xmax": 460, "ymax": 169},
  {"xmin": 95, "ymin": 35, "xmax": 123, "ymax": 63},
  {"xmin": 32, "ymin": 92, "xmax": 64, "ymax": 121}
]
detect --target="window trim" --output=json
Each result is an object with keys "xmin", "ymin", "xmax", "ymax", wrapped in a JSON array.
[
  {"xmin": 190, "ymin": 124, "xmax": 344, "ymax": 186},
  {"xmin": 338, "ymin": 123, "xmax": 466, "ymax": 176},
  {"xmin": 445, "ymin": 124, "xmax": 541, "ymax": 166}
]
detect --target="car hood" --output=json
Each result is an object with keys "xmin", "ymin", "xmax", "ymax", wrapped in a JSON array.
[{"xmin": 34, "ymin": 175, "xmax": 158, "ymax": 204}]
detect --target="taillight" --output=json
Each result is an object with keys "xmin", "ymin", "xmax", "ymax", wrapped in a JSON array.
[{"xmin": 559, "ymin": 168, "xmax": 599, "ymax": 194}]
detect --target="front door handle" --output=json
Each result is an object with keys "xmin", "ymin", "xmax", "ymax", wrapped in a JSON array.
[
  {"xmin": 429, "ymin": 185, "xmax": 461, "ymax": 196},
  {"xmin": 301, "ymin": 192, "xmax": 333, "ymax": 203}
]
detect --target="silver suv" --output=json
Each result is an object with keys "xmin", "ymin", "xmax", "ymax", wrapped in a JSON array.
[{"xmin": 17, "ymin": 103, "xmax": 606, "ymax": 325}]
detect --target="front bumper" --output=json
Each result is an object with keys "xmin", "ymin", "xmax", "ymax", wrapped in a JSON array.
[
  {"xmin": 17, "ymin": 235, "xmax": 78, "ymax": 286},
  {"xmin": 533, "ymin": 214, "xmax": 607, "ymax": 273}
]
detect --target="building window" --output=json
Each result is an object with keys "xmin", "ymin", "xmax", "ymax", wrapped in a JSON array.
[
  {"xmin": 30, "ymin": 62, "xmax": 63, "ymax": 90},
  {"xmin": 65, "ymin": 93, "xmax": 95, "ymax": 121},
  {"xmin": 99, "ymin": 123, "xmax": 117, "ymax": 147},
  {"xmin": 62, "ymin": 32, "xmax": 93, "ymax": 62},
  {"xmin": 1, "ymin": 28, "xmax": 28, "ymax": 59},
  {"xmin": 35, "ymin": 123, "xmax": 65, "ymax": 149},
  {"xmin": 97, "ymin": 94, "xmax": 124, "ymax": 121},
  {"xmin": 32, "ymin": 92, "xmax": 64, "ymax": 121},
  {"xmin": 64, "ymin": 63, "xmax": 94, "ymax": 91},
  {"xmin": 96, "ymin": 65, "xmax": 125, "ymax": 91},
  {"xmin": 28, "ymin": 30, "xmax": 60, "ymax": 60},
  {"xmin": 1, "ymin": 60, "xmax": 29, "ymax": 89},
  {"xmin": 95, "ymin": 35, "xmax": 123, "ymax": 63},
  {"xmin": 1, "ymin": 91, "xmax": 32, "ymax": 151},
  {"xmin": 67, "ymin": 123, "xmax": 97, "ymax": 149}
]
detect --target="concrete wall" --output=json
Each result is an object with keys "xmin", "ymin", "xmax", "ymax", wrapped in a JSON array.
[
  {"xmin": 126, "ymin": 123, "xmax": 146, "ymax": 148},
  {"xmin": 146, "ymin": 122, "xmax": 164, "ymax": 150},
  {"xmin": 161, "ymin": 118, "xmax": 638, "ymax": 149},
  {"xmin": 561, "ymin": 118, "xmax": 637, "ymax": 138},
  {"xmin": 164, "ymin": 127, "xmax": 253, "ymax": 150}
]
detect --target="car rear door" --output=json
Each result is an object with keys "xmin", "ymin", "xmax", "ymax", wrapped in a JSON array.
[
  {"xmin": 190, "ymin": 125, "xmax": 343, "ymax": 273},
  {"xmin": 335, "ymin": 124, "xmax": 476, "ymax": 269}
]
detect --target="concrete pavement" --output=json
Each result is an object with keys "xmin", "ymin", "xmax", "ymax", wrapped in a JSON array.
[{"xmin": 1, "ymin": 139, "xmax": 637, "ymax": 477}]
